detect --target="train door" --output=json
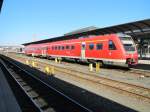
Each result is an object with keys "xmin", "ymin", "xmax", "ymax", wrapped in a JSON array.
[
  {"xmin": 148, "ymin": 45, "xmax": 150, "ymax": 58},
  {"xmin": 42, "ymin": 47, "xmax": 47, "ymax": 57},
  {"xmin": 107, "ymin": 40, "xmax": 117, "ymax": 64},
  {"xmin": 81, "ymin": 42, "xmax": 86, "ymax": 59}
]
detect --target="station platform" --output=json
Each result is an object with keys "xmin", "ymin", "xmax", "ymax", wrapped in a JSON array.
[
  {"xmin": 134, "ymin": 59, "xmax": 150, "ymax": 71},
  {"xmin": 139, "ymin": 59, "xmax": 150, "ymax": 65},
  {"xmin": 0, "ymin": 67, "xmax": 21, "ymax": 112}
]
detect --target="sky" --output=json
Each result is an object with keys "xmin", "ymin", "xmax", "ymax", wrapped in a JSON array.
[{"xmin": 0, "ymin": 0, "xmax": 150, "ymax": 45}]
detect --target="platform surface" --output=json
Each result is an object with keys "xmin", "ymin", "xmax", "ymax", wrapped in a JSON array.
[
  {"xmin": 134, "ymin": 59, "xmax": 150, "ymax": 71},
  {"xmin": 0, "ymin": 67, "xmax": 21, "ymax": 112}
]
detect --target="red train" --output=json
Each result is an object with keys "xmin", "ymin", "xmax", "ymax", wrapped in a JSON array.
[{"xmin": 24, "ymin": 34, "xmax": 138, "ymax": 67}]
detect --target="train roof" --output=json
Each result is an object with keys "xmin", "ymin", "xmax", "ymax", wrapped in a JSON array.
[{"xmin": 23, "ymin": 19, "xmax": 150, "ymax": 46}]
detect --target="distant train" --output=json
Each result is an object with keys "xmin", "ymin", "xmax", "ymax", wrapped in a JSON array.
[{"xmin": 24, "ymin": 33, "xmax": 138, "ymax": 67}]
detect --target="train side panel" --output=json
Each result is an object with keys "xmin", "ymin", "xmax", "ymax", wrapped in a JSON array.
[{"xmin": 24, "ymin": 34, "xmax": 138, "ymax": 67}]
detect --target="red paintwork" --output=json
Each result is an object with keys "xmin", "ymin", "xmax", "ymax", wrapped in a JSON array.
[{"xmin": 24, "ymin": 34, "xmax": 138, "ymax": 66}]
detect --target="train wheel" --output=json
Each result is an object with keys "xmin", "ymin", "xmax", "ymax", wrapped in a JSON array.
[
  {"xmin": 98, "ymin": 61, "xmax": 105, "ymax": 67},
  {"xmin": 75, "ymin": 59, "xmax": 79, "ymax": 63}
]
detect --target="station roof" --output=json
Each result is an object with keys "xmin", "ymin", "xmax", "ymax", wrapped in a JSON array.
[
  {"xmin": 0, "ymin": 0, "xmax": 3, "ymax": 12},
  {"xmin": 23, "ymin": 19, "xmax": 150, "ymax": 46},
  {"xmin": 64, "ymin": 26, "xmax": 99, "ymax": 36}
]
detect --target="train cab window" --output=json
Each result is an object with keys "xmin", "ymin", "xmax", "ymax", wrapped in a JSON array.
[
  {"xmin": 71, "ymin": 45, "xmax": 75, "ymax": 50},
  {"xmin": 89, "ymin": 43, "xmax": 94, "ymax": 50},
  {"xmin": 109, "ymin": 40, "xmax": 116, "ymax": 50}
]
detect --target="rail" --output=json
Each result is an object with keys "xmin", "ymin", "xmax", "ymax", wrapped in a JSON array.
[{"xmin": 0, "ymin": 55, "xmax": 92, "ymax": 112}]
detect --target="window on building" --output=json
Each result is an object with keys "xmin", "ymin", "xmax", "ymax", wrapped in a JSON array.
[
  {"xmin": 89, "ymin": 43, "xmax": 94, "ymax": 50},
  {"xmin": 109, "ymin": 40, "xmax": 116, "ymax": 50},
  {"xmin": 96, "ymin": 43, "xmax": 103, "ymax": 50}
]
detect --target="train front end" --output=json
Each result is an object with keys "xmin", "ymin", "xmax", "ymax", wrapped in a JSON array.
[{"xmin": 119, "ymin": 34, "xmax": 138, "ymax": 67}]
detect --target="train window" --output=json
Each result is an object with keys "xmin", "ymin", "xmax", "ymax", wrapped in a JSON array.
[
  {"xmin": 71, "ymin": 45, "xmax": 75, "ymax": 50},
  {"xmin": 58, "ymin": 46, "xmax": 61, "ymax": 50},
  {"xmin": 55, "ymin": 46, "xmax": 57, "ymax": 50},
  {"xmin": 109, "ymin": 40, "xmax": 116, "ymax": 50},
  {"xmin": 82, "ymin": 44, "xmax": 85, "ymax": 50},
  {"xmin": 52, "ymin": 46, "xmax": 54, "ymax": 50},
  {"xmin": 89, "ymin": 43, "xmax": 94, "ymax": 50},
  {"xmin": 43, "ymin": 47, "xmax": 47, "ymax": 50},
  {"xmin": 96, "ymin": 43, "xmax": 103, "ymax": 50},
  {"xmin": 66, "ymin": 45, "xmax": 70, "ymax": 49},
  {"xmin": 62, "ymin": 46, "xmax": 64, "ymax": 50}
]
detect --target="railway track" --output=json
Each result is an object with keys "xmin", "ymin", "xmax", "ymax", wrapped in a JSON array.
[
  {"xmin": 0, "ymin": 56, "xmax": 92, "ymax": 112},
  {"xmin": 129, "ymin": 68, "xmax": 150, "ymax": 77},
  {"xmin": 103, "ymin": 67, "xmax": 150, "ymax": 78},
  {"xmin": 3, "ymin": 54, "xmax": 150, "ymax": 102},
  {"xmin": 35, "ymin": 61, "xmax": 150, "ymax": 102},
  {"xmin": 7, "ymin": 53, "xmax": 150, "ymax": 78},
  {"xmin": 14, "ymin": 56, "xmax": 150, "ymax": 102},
  {"xmin": 21, "ymin": 53, "xmax": 150, "ymax": 78}
]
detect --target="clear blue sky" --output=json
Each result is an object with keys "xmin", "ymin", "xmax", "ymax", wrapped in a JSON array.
[{"xmin": 0, "ymin": 0, "xmax": 150, "ymax": 45}]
